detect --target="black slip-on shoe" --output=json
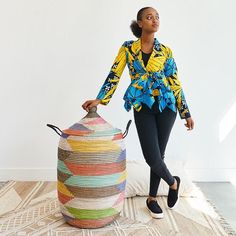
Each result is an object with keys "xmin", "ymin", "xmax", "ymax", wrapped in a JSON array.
[
  {"xmin": 146, "ymin": 198, "xmax": 164, "ymax": 218},
  {"xmin": 167, "ymin": 176, "xmax": 181, "ymax": 209}
]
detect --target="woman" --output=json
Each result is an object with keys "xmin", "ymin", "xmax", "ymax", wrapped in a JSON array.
[{"xmin": 82, "ymin": 6, "xmax": 194, "ymax": 219}]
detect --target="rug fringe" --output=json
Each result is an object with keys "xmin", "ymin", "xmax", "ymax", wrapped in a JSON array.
[{"xmin": 205, "ymin": 197, "xmax": 236, "ymax": 236}]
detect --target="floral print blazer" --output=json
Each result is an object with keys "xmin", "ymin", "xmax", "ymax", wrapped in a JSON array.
[{"xmin": 96, "ymin": 37, "xmax": 191, "ymax": 119}]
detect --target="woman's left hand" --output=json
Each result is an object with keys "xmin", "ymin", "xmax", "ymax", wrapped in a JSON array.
[{"xmin": 184, "ymin": 117, "xmax": 194, "ymax": 131}]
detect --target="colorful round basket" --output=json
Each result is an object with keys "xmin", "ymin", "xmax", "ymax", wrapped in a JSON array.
[{"xmin": 47, "ymin": 107, "xmax": 131, "ymax": 228}]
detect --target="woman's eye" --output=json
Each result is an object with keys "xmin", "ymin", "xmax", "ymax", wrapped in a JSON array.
[{"xmin": 146, "ymin": 15, "xmax": 159, "ymax": 20}]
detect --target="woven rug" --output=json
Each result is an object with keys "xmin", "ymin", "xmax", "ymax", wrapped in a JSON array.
[{"xmin": 0, "ymin": 181, "xmax": 235, "ymax": 236}]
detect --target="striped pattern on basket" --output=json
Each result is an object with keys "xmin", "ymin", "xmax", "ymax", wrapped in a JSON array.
[{"xmin": 57, "ymin": 115, "xmax": 126, "ymax": 229}]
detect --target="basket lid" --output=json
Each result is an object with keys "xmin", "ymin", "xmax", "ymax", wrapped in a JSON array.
[{"xmin": 62, "ymin": 107, "xmax": 122, "ymax": 137}]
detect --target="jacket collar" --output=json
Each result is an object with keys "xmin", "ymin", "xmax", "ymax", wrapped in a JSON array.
[
  {"xmin": 133, "ymin": 37, "xmax": 160, "ymax": 54},
  {"xmin": 131, "ymin": 37, "xmax": 162, "ymax": 71}
]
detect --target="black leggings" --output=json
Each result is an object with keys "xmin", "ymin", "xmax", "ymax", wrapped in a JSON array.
[{"xmin": 133, "ymin": 101, "xmax": 177, "ymax": 197}]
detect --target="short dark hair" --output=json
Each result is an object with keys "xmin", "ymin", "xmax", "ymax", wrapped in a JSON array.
[{"xmin": 130, "ymin": 7, "xmax": 151, "ymax": 38}]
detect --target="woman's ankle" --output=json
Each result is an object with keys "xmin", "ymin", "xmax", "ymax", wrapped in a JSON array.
[
  {"xmin": 170, "ymin": 178, "xmax": 177, "ymax": 190},
  {"xmin": 148, "ymin": 196, "xmax": 156, "ymax": 203}
]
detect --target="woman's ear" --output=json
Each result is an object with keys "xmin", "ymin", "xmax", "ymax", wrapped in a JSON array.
[{"xmin": 137, "ymin": 20, "xmax": 142, "ymax": 28}]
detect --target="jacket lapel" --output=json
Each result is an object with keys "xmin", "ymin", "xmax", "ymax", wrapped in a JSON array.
[{"xmin": 131, "ymin": 37, "xmax": 165, "ymax": 72}]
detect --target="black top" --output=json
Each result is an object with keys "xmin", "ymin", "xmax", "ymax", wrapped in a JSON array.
[
  {"xmin": 142, "ymin": 51, "xmax": 152, "ymax": 67},
  {"xmin": 139, "ymin": 51, "xmax": 159, "ymax": 113}
]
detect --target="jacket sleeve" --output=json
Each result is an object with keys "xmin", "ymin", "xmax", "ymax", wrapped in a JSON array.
[
  {"xmin": 96, "ymin": 41, "xmax": 127, "ymax": 105},
  {"xmin": 164, "ymin": 47, "xmax": 191, "ymax": 119}
]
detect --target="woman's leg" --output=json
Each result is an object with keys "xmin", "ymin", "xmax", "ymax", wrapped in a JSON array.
[
  {"xmin": 149, "ymin": 168, "xmax": 162, "ymax": 197},
  {"xmin": 133, "ymin": 108, "xmax": 176, "ymax": 196},
  {"xmin": 149, "ymin": 107, "xmax": 177, "ymax": 197}
]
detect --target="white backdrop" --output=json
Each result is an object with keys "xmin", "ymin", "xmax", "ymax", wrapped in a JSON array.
[{"xmin": 0, "ymin": 0, "xmax": 235, "ymax": 182}]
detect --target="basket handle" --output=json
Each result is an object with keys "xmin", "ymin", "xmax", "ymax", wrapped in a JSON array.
[
  {"xmin": 123, "ymin": 119, "xmax": 132, "ymax": 139},
  {"xmin": 46, "ymin": 124, "xmax": 62, "ymax": 136}
]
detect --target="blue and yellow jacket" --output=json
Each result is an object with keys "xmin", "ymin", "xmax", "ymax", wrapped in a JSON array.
[{"xmin": 96, "ymin": 37, "xmax": 191, "ymax": 119}]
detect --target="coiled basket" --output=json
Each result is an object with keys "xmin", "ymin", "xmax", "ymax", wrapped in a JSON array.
[{"xmin": 47, "ymin": 107, "xmax": 132, "ymax": 228}]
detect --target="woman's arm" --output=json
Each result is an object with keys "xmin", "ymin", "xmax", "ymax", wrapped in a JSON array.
[
  {"xmin": 96, "ymin": 41, "xmax": 127, "ymax": 105},
  {"xmin": 164, "ymin": 47, "xmax": 191, "ymax": 119}
]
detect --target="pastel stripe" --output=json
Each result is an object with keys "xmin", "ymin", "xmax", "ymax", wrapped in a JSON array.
[
  {"xmin": 66, "ymin": 206, "xmax": 119, "ymax": 220},
  {"xmin": 64, "ymin": 170, "xmax": 127, "ymax": 187},
  {"xmin": 58, "ymin": 148, "xmax": 125, "ymax": 164},
  {"xmin": 64, "ymin": 192, "xmax": 123, "ymax": 210},
  {"xmin": 57, "ymin": 160, "xmax": 73, "ymax": 175},
  {"xmin": 57, "ymin": 181, "xmax": 74, "ymax": 197},
  {"xmin": 65, "ymin": 180, "xmax": 126, "ymax": 198},
  {"xmin": 67, "ymin": 139, "xmax": 121, "ymax": 152},
  {"xmin": 83, "ymin": 117, "xmax": 107, "ymax": 125},
  {"xmin": 61, "ymin": 212, "xmax": 120, "ymax": 229},
  {"xmin": 64, "ymin": 159, "xmax": 126, "ymax": 175}
]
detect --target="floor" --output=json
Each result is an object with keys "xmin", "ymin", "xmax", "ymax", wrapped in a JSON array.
[
  {"xmin": 0, "ymin": 181, "xmax": 236, "ymax": 233},
  {"xmin": 194, "ymin": 181, "xmax": 236, "ymax": 232}
]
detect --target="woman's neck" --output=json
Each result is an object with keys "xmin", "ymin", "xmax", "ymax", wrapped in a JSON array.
[
  {"xmin": 140, "ymin": 33, "xmax": 155, "ymax": 53},
  {"xmin": 140, "ymin": 33, "xmax": 155, "ymax": 45}
]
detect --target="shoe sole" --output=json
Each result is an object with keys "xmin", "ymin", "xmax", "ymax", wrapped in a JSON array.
[{"xmin": 146, "ymin": 206, "xmax": 164, "ymax": 218}]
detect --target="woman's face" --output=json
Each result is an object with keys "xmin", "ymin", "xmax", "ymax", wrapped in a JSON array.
[{"xmin": 138, "ymin": 8, "xmax": 160, "ymax": 33}]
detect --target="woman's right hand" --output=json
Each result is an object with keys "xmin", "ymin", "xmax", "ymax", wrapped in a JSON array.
[{"xmin": 82, "ymin": 99, "xmax": 101, "ymax": 112}]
